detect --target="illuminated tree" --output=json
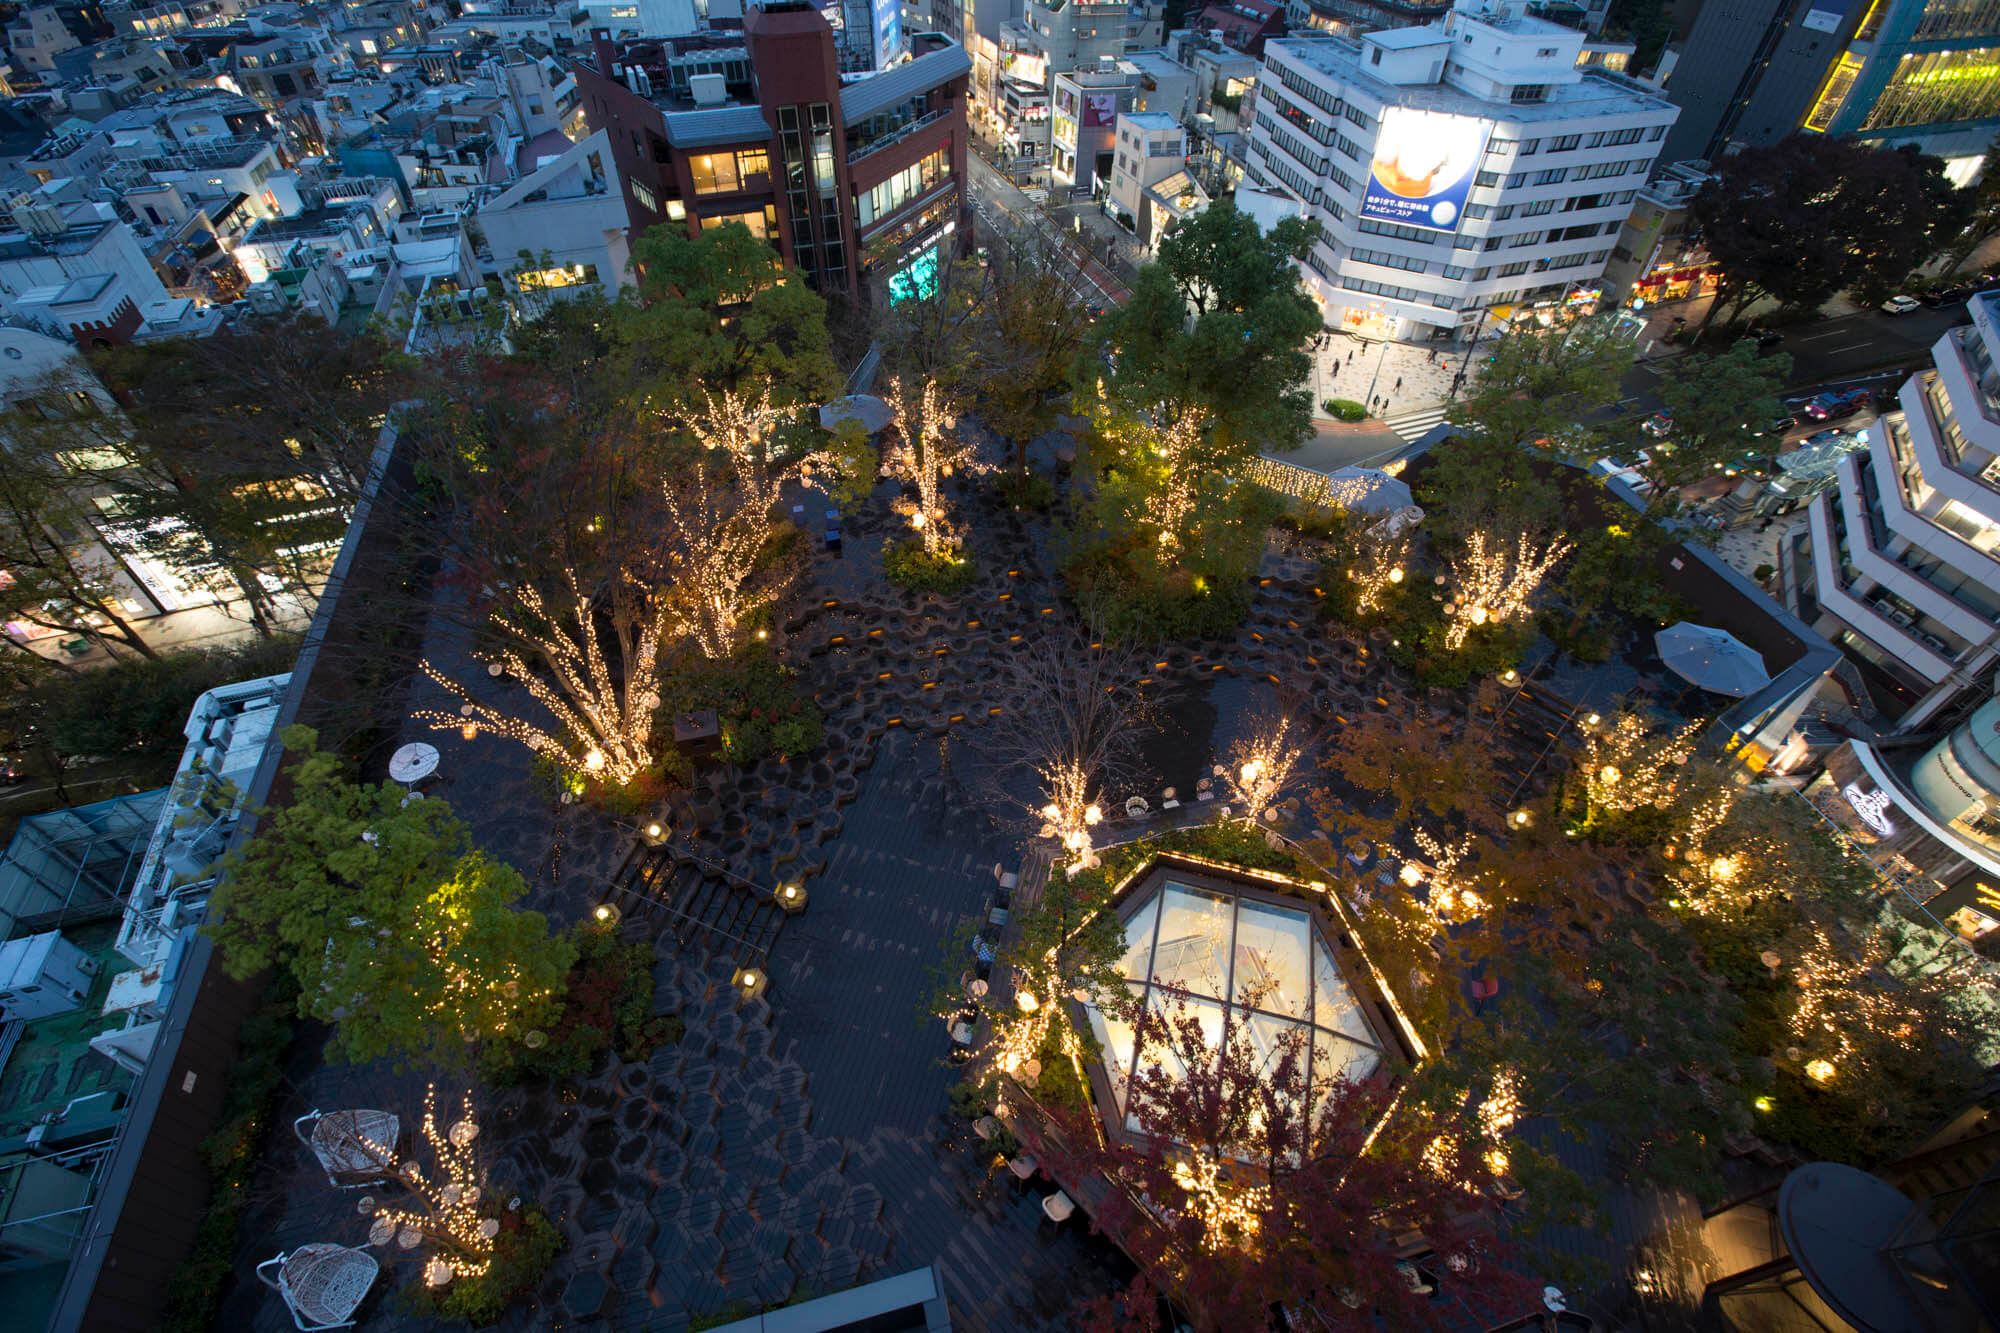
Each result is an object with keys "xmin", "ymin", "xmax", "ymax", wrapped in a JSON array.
[
  {"xmin": 1442, "ymin": 530, "xmax": 1574, "ymax": 651},
  {"xmin": 1140, "ymin": 412, "xmax": 1211, "ymax": 560},
  {"xmin": 204, "ymin": 727, "xmax": 573, "ymax": 1067},
  {"xmin": 1349, "ymin": 524, "xmax": 1413, "ymax": 618},
  {"xmin": 405, "ymin": 369, "xmax": 680, "ymax": 785},
  {"xmin": 330, "ymin": 1085, "xmax": 500, "ymax": 1285},
  {"xmin": 657, "ymin": 451, "xmax": 808, "ymax": 661},
  {"xmin": 887, "ymin": 374, "xmax": 985, "ymax": 556},
  {"xmin": 974, "ymin": 629, "xmax": 1148, "ymax": 1074},
  {"xmin": 1223, "ymin": 710, "xmax": 1308, "ymax": 824},
  {"xmin": 686, "ymin": 384, "xmax": 784, "ymax": 495},
  {"xmin": 1563, "ymin": 712, "xmax": 1710, "ymax": 841},
  {"xmin": 418, "ymin": 569, "xmax": 667, "ymax": 785}
]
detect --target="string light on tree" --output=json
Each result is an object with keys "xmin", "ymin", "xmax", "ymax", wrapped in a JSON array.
[
  {"xmin": 417, "ymin": 570, "xmax": 665, "ymax": 784},
  {"xmin": 659, "ymin": 459, "xmax": 782, "ymax": 659},
  {"xmin": 1409, "ymin": 828, "xmax": 1484, "ymax": 925},
  {"xmin": 1442, "ymin": 530, "xmax": 1575, "ymax": 651},
  {"xmin": 1225, "ymin": 714, "xmax": 1305, "ymax": 824},
  {"xmin": 356, "ymin": 1085, "xmax": 499, "ymax": 1283},
  {"xmin": 1142, "ymin": 413, "xmax": 1211, "ymax": 560},
  {"xmin": 888, "ymin": 375, "xmax": 987, "ymax": 557},
  {"xmin": 686, "ymin": 384, "xmax": 785, "ymax": 484},
  {"xmin": 1350, "ymin": 526, "xmax": 1413, "ymax": 617}
]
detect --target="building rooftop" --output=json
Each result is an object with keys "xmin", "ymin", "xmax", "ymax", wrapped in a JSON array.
[
  {"xmin": 115, "ymin": 673, "xmax": 289, "ymax": 971},
  {"xmin": 1122, "ymin": 109, "xmax": 1181, "ymax": 130},
  {"xmin": 1270, "ymin": 34, "xmax": 1677, "ymax": 121},
  {"xmin": 1366, "ymin": 24, "xmax": 1452, "ymax": 48}
]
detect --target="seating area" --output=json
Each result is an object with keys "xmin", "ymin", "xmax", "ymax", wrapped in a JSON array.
[
  {"xmin": 294, "ymin": 1108, "xmax": 400, "ymax": 1190},
  {"xmin": 256, "ymin": 1243, "xmax": 381, "ymax": 1331}
]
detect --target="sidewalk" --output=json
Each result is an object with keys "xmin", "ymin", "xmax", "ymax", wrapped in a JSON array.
[{"xmin": 1314, "ymin": 331, "xmax": 1476, "ymax": 417}]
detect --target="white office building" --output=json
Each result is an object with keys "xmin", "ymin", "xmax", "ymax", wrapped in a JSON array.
[
  {"xmin": 1790, "ymin": 291, "xmax": 2000, "ymax": 732},
  {"xmin": 1242, "ymin": 0, "xmax": 1677, "ymax": 341}
]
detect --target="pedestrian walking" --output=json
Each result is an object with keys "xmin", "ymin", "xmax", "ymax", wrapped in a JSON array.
[
  {"xmin": 1328, "ymin": 362, "xmax": 1338, "ymax": 379},
  {"xmin": 1347, "ymin": 350, "xmax": 1355, "ymax": 363},
  {"xmin": 1394, "ymin": 376, "xmax": 1403, "ymax": 392}
]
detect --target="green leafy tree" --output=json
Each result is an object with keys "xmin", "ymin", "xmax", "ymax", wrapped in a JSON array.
[
  {"xmin": 1942, "ymin": 131, "xmax": 2000, "ymax": 271},
  {"xmin": 205, "ymin": 726, "xmax": 575, "ymax": 1066},
  {"xmin": 1642, "ymin": 341, "xmax": 1792, "ymax": 499},
  {"xmin": 1445, "ymin": 312, "xmax": 1632, "ymax": 456},
  {"xmin": 0, "ymin": 414, "xmax": 160, "ymax": 659},
  {"xmin": 616, "ymin": 221, "xmax": 840, "ymax": 413},
  {"xmin": 1098, "ymin": 201, "xmax": 1321, "ymax": 453},
  {"xmin": 1410, "ymin": 434, "xmax": 1565, "ymax": 546},
  {"xmin": 1694, "ymin": 136, "xmax": 1972, "ymax": 324},
  {"xmin": 94, "ymin": 319, "xmax": 402, "ymax": 633},
  {"xmin": 978, "ymin": 249, "xmax": 1095, "ymax": 475}
]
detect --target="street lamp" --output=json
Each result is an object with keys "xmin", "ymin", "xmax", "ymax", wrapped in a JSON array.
[{"xmin": 1452, "ymin": 305, "xmax": 1493, "ymax": 399}]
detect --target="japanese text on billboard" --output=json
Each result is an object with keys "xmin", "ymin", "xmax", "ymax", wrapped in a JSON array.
[{"xmin": 1359, "ymin": 107, "xmax": 1492, "ymax": 235}]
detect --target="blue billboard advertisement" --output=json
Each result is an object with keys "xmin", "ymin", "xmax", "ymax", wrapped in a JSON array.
[
  {"xmin": 1358, "ymin": 107, "xmax": 1493, "ymax": 235},
  {"xmin": 871, "ymin": 0, "xmax": 902, "ymax": 70}
]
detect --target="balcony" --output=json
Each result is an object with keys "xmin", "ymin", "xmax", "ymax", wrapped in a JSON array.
[
  {"xmin": 1806, "ymin": 489, "xmax": 1954, "ymax": 684},
  {"xmin": 1842, "ymin": 454, "xmax": 1998, "ymax": 641}
]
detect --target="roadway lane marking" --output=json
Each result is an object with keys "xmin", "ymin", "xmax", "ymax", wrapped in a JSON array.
[
  {"xmin": 1823, "ymin": 343, "xmax": 1872, "ymax": 353},
  {"xmin": 1794, "ymin": 330, "xmax": 1852, "ymax": 342}
]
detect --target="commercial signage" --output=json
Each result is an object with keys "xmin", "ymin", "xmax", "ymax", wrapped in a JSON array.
[
  {"xmin": 888, "ymin": 243, "xmax": 940, "ymax": 304},
  {"xmin": 870, "ymin": 0, "xmax": 901, "ymax": 69},
  {"xmin": 1801, "ymin": 0, "xmax": 1850, "ymax": 34},
  {"xmin": 1082, "ymin": 92, "xmax": 1118, "ymax": 128},
  {"xmin": 1359, "ymin": 107, "xmax": 1492, "ymax": 234},
  {"xmin": 1002, "ymin": 50, "xmax": 1048, "ymax": 88},
  {"xmin": 1841, "ymin": 782, "xmax": 1896, "ymax": 836}
]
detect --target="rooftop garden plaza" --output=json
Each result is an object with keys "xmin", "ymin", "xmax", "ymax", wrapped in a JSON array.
[{"xmin": 152, "ymin": 209, "xmax": 1998, "ymax": 1333}]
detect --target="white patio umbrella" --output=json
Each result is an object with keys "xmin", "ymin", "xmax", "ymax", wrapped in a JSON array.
[{"xmin": 1654, "ymin": 622, "xmax": 1770, "ymax": 698}]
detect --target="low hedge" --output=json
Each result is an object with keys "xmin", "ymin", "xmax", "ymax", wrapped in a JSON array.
[
  {"xmin": 1324, "ymin": 398, "xmax": 1368, "ymax": 423},
  {"xmin": 883, "ymin": 539, "xmax": 978, "ymax": 594},
  {"xmin": 483, "ymin": 921, "xmax": 682, "ymax": 1085}
]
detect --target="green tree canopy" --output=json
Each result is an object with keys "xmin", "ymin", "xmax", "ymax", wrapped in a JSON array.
[
  {"xmin": 1098, "ymin": 201, "xmax": 1321, "ymax": 454},
  {"xmin": 205, "ymin": 726, "xmax": 574, "ymax": 1066},
  {"xmin": 1644, "ymin": 340, "xmax": 1792, "ymax": 497},
  {"xmin": 1446, "ymin": 311, "xmax": 1634, "ymax": 456},
  {"xmin": 1693, "ymin": 136, "xmax": 1972, "ymax": 323},
  {"xmin": 613, "ymin": 221, "xmax": 840, "ymax": 413}
]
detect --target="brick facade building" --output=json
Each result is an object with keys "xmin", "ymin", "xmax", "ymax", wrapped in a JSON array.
[{"xmin": 573, "ymin": 2, "xmax": 969, "ymax": 300}]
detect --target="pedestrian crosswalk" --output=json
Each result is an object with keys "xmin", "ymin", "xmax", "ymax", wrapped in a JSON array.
[{"xmin": 1381, "ymin": 404, "xmax": 1452, "ymax": 443}]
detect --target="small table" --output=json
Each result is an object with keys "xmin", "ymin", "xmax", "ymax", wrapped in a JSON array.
[
  {"xmin": 1007, "ymin": 1154, "xmax": 1038, "ymax": 1181},
  {"xmin": 388, "ymin": 743, "xmax": 439, "ymax": 784}
]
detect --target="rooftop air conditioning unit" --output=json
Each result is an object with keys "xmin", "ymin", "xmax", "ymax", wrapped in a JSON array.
[{"xmin": 688, "ymin": 72, "xmax": 726, "ymax": 105}]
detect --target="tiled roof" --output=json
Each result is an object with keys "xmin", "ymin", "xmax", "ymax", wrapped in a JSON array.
[{"xmin": 663, "ymin": 104, "xmax": 770, "ymax": 148}]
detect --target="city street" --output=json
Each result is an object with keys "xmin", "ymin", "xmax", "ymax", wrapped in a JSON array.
[
  {"xmin": 965, "ymin": 151, "xmax": 1130, "ymax": 308},
  {"xmin": 961, "ymin": 161, "xmax": 1978, "ymax": 468}
]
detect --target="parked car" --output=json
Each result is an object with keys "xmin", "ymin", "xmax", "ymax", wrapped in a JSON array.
[
  {"xmin": 1640, "ymin": 412, "xmax": 1673, "ymax": 437},
  {"xmin": 1922, "ymin": 284, "xmax": 1970, "ymax": 307},
  {"xmin": 1740, "ymin": 327, "xmax": 1785, "ymax": 350},
  {"xmin": 1756, "ymin": 414, "xmax": 1797, "ymax": 437},
  {"xmin": 1973, "ymin": 273, "xmax": 2000, "ymax": 292},
  {"xmin": 0, "ymin": 756, "xmax": 24, "ymax": 786},
  {"xmin": 1802, "ymin": 387, "xmax": 1873, "ymax": 421},
  {"xmin": 1804, "ymin": 428, "xmax": 1849, "ymax": 447},
  {"xmin": 1881, "ymin": 294, "xmax": 1922, "ymax": 315}
]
